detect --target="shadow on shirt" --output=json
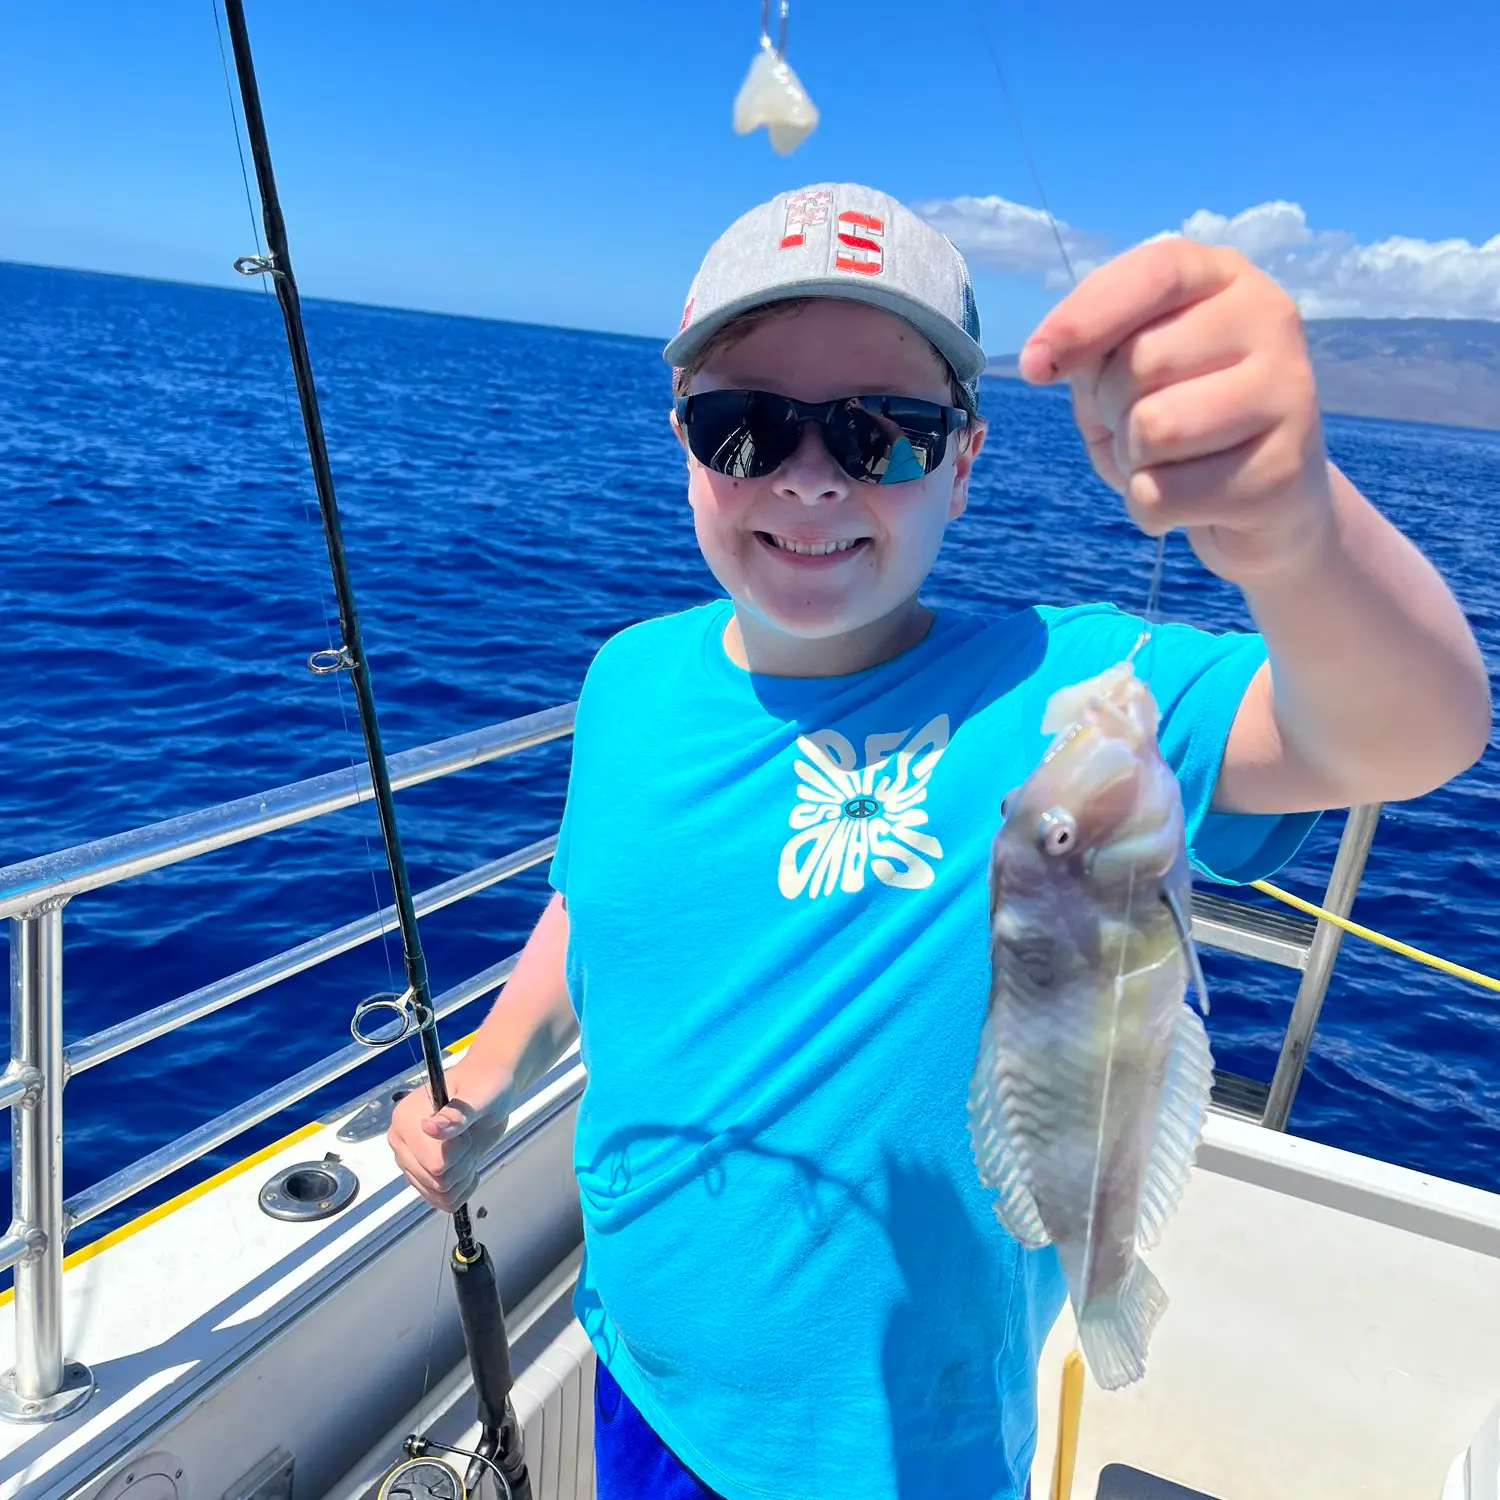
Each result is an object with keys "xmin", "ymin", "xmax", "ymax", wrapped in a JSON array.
[{"xmin": 579, "ymin": 1118, "xmax": 1055, "ymax": 1498}]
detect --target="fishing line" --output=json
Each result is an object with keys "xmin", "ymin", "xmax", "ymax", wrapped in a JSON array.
[
  {"xmin": 213, "ymin": 3, "xmax": 262, "ymax": 260},
  {"xmin": 969, "ymin": 5, "xmax": 1174, "ymax": 1486},
  {"xmin": 970, "ymin": 0, "xmax": 1169, "ymax": 670},
  {"xmin": 419, "ymin": 1213, "xmax": 453, "ymax": 1422},
  {"xmin": 211, "ymin": 0, "xmax": 400, "ymax": 1008},
  {"xmin": 1129, "ymin": 533, "xmax": 1169, "ymax": 682},
  {"xmin": 967, "ymin": 0, "xmax": 1077, "ymax": 286},
  {"xmin": 215, "ymin": 8, "xmax": 534, "ymax": 1494}
]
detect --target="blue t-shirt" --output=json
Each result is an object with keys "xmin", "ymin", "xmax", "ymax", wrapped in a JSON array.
[{"xmin": 548, "ymin": 598, "xmax": 1315, "ymax": 1500}]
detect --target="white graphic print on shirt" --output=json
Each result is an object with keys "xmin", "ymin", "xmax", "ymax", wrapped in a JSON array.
[{"xmin": 778, "ymin": 715, "xmax": 950, "ymax": 899}]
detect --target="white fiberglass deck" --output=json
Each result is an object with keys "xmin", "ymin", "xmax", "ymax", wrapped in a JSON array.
[
  {"xmin": 2, "ymin": 1052, "xmax": 1495, "ymax": 1500},
  {"xmin": 1032, "ymin": 1114, "xmax": 1500, "ymax": 1499}
]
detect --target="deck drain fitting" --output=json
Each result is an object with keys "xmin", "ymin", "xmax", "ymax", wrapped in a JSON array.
[{"xmin": 259, "ymin": 1157, "xmax": 358, "ymax": 1223}]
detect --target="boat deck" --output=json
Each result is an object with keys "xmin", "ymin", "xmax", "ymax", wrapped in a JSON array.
[
  {"xmin": 2, "ymin": 1061, "xmax": 1497, "ymax": 1500},
  {"xmin": 1032, "ymin": 1114, "xmax": 1500, "ymax": 1499}
]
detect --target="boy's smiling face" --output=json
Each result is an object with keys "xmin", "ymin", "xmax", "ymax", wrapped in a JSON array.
[{"xmin": 674, "ymin": 299, "xmax": 986, "ymax": 677}]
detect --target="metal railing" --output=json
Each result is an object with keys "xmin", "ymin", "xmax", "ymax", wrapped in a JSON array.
[
  {"xmin": 0, "ymin": 704, "xmax": 574, "ymax": 1420},
  {"xmin": 1203, "ymin": 802, "xmax": 1383, "ymax": 1127},
  {"xmin": 0, "ymin": 695, "xmax": 1379, "ymax": 1419},
  {"xmin": 1261, "ymin": 802, "xmax": 1383, "ymax": 1127}
]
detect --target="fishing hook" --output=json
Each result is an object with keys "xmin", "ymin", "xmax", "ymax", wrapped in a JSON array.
[{"xmin": 759, "ymin": 0, "xmax": 788, "ymax": 53}]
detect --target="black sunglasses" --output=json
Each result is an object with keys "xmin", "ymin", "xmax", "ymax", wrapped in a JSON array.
[{"xmin": 674, "ymin": 389, "xmax": 970, "ymax": 486}]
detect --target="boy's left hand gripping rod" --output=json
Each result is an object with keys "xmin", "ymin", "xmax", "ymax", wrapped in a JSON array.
[{"xmin": 220, "ymin": 4, "xmax": 532, "ymax": 1495}]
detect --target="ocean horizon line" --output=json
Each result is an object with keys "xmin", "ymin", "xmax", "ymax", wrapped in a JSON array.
[
  {"xmin": 7, "ymin": 258, "xmax": 1500, "ymax": 437},
  {"xmin": 0, "ymin": 255, "xmax": 674, "ymax": 350}
]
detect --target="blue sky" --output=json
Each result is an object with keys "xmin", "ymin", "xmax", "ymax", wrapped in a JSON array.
[{"xmin": 2, "ymin": 1, "xmax": 1497, "ymax": 353}]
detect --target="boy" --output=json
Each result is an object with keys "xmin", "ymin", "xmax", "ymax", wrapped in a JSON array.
[{"xmin": 389, "ymin": 184, "xmax": 1489, "ymax": 1499}]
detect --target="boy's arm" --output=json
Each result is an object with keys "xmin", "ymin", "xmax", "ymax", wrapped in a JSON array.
[
  {"xmin": 443, "ymin": 890, "xmax": 578, "ymax": 1117},
  {"xmin": 387, "ymin": 892, "xmax": 577, "ymax": 1210},
  {"xmin": 1217, "ymin": 464, "xmax": 1490, "ymax": 814},
  {"xmin": 1021, "ymin": 237, "xmax": 1491, "ymax": 817}
]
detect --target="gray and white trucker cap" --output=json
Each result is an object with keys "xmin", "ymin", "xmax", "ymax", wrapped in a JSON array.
[{"xmin": 663, "ymin": 183, "xmax": 984, "ymax": 398}]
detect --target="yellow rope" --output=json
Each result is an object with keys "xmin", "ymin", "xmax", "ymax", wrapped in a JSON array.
[
  {"xmin": 1049, "ymin": 1349, "xmax": 1086, "ymax": 1500},
  {"xmin": 1249, "ymin": 880, "xmax": 1500, "ymax": 994}
]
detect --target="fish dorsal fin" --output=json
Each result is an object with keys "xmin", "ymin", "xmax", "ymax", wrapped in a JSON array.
[
  {"xmin": 1161, "ymin": 886, "xmax": 1210, "ymax": 1016},
  {"xmin": 1135, "ymin": 1001, "xmax": 1215, "ymax": 1251},
  {"xmin": 966, "ymin": 1011, "xmax": 1051, "ymax": 1250}
]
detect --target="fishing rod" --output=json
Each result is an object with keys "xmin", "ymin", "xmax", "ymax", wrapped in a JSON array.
[{"xmin": 219, "ymin": 4, "xmax": 531, "ymax": 1497}]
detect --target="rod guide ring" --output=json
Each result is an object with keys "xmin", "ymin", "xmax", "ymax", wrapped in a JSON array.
[
  {"xmin": 350, "ymin": 989, "xmax": 430, "ymax": 1047},
  {"xmin": 233, "ymin": 253, "xmax": 280, "ymax": 277},
  {"xmin": 307, "ymin": 645, "xmax": 354, "ymax": 676}
]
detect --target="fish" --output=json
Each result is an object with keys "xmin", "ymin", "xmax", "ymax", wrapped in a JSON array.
[
  {"xmin": 967, "ymin": 658, "xmax": 1214, "ymax": 1390},
  {"xmin": 732, "ymin": 42, "xmax": 819, "ymax": 155}
]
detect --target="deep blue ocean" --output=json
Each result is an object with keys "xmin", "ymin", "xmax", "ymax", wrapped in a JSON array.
[{"xmin": 2, "ymin": 260, "xmax": 1498, "ymax": 1255}]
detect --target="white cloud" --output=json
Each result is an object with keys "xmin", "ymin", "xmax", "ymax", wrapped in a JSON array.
[
  {"xmin": 1176, "ymin": 200, "xmax": 1326, "ymax": 259},
  {"xmin": 915, "ymin": 194, "xmax": 1500, "ymax": 320},
  {"xmin": 908, "ymin": 194, "xmax": 1110, "ymax": 289}
]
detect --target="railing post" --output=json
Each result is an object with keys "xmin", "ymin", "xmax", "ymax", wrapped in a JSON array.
[
  {"xmin": 0, "ymin": 904, "xmax": 94, "ymax": 1421},
  {"xmin": 1261, "ymin": 803, "xmax": 1383, "ymax": 1132}
]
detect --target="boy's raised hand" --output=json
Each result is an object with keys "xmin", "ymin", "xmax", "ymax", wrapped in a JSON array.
[{"xmin": 1019, "ymin": 237, "xmax": 1336, "ymax": 592}]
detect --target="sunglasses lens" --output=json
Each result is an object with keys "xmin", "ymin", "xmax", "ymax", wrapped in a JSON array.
[
  {"xmin": 827, "ymin": 398, "xmax": 953, "ymax": 484},
  {"xmin": 683, "ymin": 391, "xmax": 800, "ymax": 479},
  {"xmin": 682, "ymin": 391, "xmax": 962, "ymax": 484}
]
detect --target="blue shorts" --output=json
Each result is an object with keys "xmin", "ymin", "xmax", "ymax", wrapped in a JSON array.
[
  {"xmin": 594, "ymin": 1359, "xmax": 724, "ymax": 1498},
  {"xmin": 592, "ymin": 1359, "xmax": 1033, "ymax": 1499}
]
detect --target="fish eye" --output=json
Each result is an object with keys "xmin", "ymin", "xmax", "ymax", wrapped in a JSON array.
[
  {"xmin": 1000, "ymin": 786, "xmax": 1020, "ymax": 818},
  {"xmin": 1036, "ymin": 808, "xmax": 1078, "ymax": 856}
]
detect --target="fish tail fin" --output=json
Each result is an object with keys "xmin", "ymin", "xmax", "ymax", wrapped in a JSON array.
[{"xmin": 1077, "ymin": 1256, "xmax": 1167, "ymax": 1391}]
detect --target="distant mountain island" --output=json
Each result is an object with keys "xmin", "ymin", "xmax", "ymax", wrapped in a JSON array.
[{"xmin": 985, "ymin": 318, "xmax": 1500, "ymax": 432}]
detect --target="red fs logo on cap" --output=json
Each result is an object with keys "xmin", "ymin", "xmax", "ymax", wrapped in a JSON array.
[
  {"xmin": 777, "ymin": 190, "xmax": 886, "ymax": 276},
  {"xmin": 779, "ymin": 188, "xmax": 831, "ymax": 250},
  {"xmin": 834, "ymin": 211, "xmax": 884, "ymax": 275}
]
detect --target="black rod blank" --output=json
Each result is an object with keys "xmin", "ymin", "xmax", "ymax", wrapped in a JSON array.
[{"xmin": 219, "ymin": 5, "xmax": 530, "ymax": 1494}]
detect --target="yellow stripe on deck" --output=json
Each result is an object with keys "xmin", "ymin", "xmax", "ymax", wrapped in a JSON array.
[
  {"xmin": 0, "ymin": 1026, "xmax": 481, "ymax": 1305},
  {"xmin": 0, "ymin": 1120, "xmax": 324, "ymax": 1308}
]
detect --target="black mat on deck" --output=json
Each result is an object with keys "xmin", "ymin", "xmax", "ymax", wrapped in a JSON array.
[{"xmin": 1095, "ymin": 1464, "xmax": 1222, "ymax": 1500}]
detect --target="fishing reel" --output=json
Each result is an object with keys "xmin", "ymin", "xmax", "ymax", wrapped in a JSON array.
[
  {"xmin": 377, "ymin": 1452, "xmax": 465, "ymax": 1500},
  {"xmin": 376, "ymin": 1434, "xmax": 514, "ymax": 1500}
]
